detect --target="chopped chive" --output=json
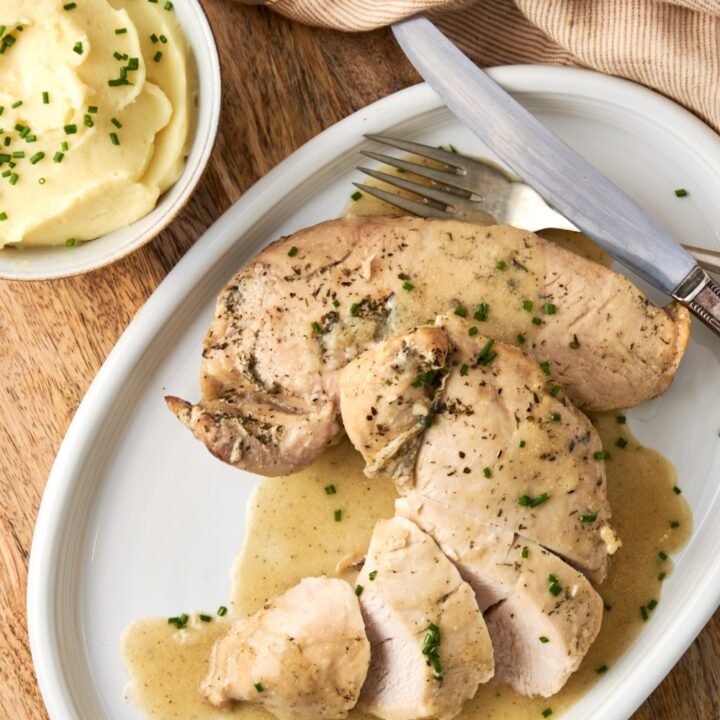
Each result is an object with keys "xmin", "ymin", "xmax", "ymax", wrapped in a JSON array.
[
  {"xmin": 616, "ymin": 415, "xmax": 626, "ymax": 424},
  {"xmin": 311, "ymin": 321, "xmax": 321, "ymax": 334},
  {"xmin": 349, "ymin": 302, "xmax": 359, "ymax": 316},
  {"xmin": 62, "ymin": 141, "xmax": 69, "ymax": 151},
  {"xmin": 550, "ymin": 412, "xmax": 561, "ymax": 422},
  {"xmin": 402, "ymin": 280, "xmax": 414, "ymax": 291},
  {"xmin": 596, "ymin": 665, "xmax": 608, "ymax": 674},
  {"xmin": 24, "ymin": 135, "xmax": 36, "ymax": 143},
  {"xmin": 459, "ymin": 363, "xmax": 469, "ymax": 376},
  {"xmin": 421, "ymin": 415, "xmax": 433, "ymax": 429},
  {"xmin": 84, "ymin": 114, "xmax": 94, "ymax": 127},
  {"xmin": 594, "ymin": 451, "xmax": 607, "ymax": 460},
  {"xmin": 532, "ymin": 316, "xmax": 542, "ymax": 325},
  {"xmin": 29, "ymin": 152, "xmax": 45, "ymax": 165},
  {"xmin": 483, "ymin": 467, "xmax": 492, "ymax": 478},
  {"xmin": 199, "ymin": 614, "xmax": 212, "ymax": 622},
  {"xmin": 65, "ymin": 237, "xmax": 75, "ymax": 247},
  {"xmin": 127, "ymin": 57, "xmax": 139, "ymax": 70},
  {"xmin": 108, "ymin": 78, "xmax": 130, "ymax": 87},
  {"xmin": 254, "ymin": 682, "xmax": 264, "ymax": 693},
  {"xmin": 88, "ymin": 105, "xmax": 98, "ymax": 114},
  {"xmin": 542, "ymin": 303, "xmax": 556, "ymax": 315},
  {"xmin": 9, "ymin": 173, "xmax": 18, "ymax": 185},
  {"xmin": 519, "ymin": 493, "xmax": 550, "ymax": 508},
  {"xmin": 454, "ymin": 304, "xmax": 467, "ymax": 318},
  {"xmin": 0, "ymin": 106, "xmax": 3, "ymax": 116},
  {"xmin": 64, "ymin": 124, "xmax": 78, "ymax": 135},
  {"xmin": 73, "ymin": 42, "xmax": 83, "ymax": 55},
  {"xmin": 496, "ymin": 259, "xmax": 506, "ymax": 271},
  {"xmin": 164, "ymin": 1, "xmax": 174, "ymax": 9},
  {"xmin": 658, "ymin": 572, "xmax": 666, "ymax": 581},
  {"xmin": 522, "ymin": 299, "xmax": 533, "ymax": 312},
  {"xmin": 334, "ymin": 509, "xmax": 342, "ymax": 522},
  {"xmin": 115, "ymin": 27, "xmax": 127, "ymax": 35},
  {"xmin": 332, "ymin": 299, "xmax": 340, "ymax": 307},
  {"xmin": 109, "ymin": 132, "xmax": 120, "ymax": 145},
  {"xmin": 474, "ymin": 302, "xmax": 488, "ymax": 321},
  {"xmin": 539, "ymin": 361, "xmax": 551, "ymax": 375},
  {"xmin": 354, "ymin": 584, "xmax": 364, "ymax": 597},
  {"xmin": 519, "ymin": 440, "xmax": 526, "ymax": 448},
  {"xmin": 160, "ymin": 34, "xmax": 168, "ymax": 43},
  {"xmin": 113, "ymin": 51, "xmax": 124, "ymax": 61},
  {"xmin": 647, "ymin": 599, "xmax": 658, "ymax": 610},
  {"xmin": 287, "ymin": 245, "xmax": 298, "ymax": 257},
  {"xmin": 11, "ymin": 151, "xmax": 24, "ymax": 159},
  {"xmin": 658, "ymin": 551, "xmax": 668, "ymax": 561},
  {"xmin": 111, "ymin": 117, "xmax": 123, "ymax": 128},
  {"xmin": 542, "ymin": 709, "xmax": 553, "ymax": 718},
  {"xmin": 516, "ymin": 333, "xmax": 526, "ymax": 344},
  {"xmin": 153, "ymin": 51, "xmax": 163, "ymax": 62},
  {"xmin": 673, "ymin": 485, "xmax": 681, "ymax": 495},
  {"xmin": 616, "ymin": 437, "xmax": 628, "ymax": 449},
  {"xmin": 580, "ymin": 512, "xmax": 598, "ymax": 523},
  {"xmin": 11, "ymin": 100, "xmax": 22, "ymax": 109},
  {"xmin": 42, "ymin": 91, "xmax": 49, "ymax": 104},
  {"xmin": 119, "ymin": 66, "xmax": 128, "ymax": 80},
  {"xmin": 468, "ymin": 326, "xmax": 478, "ymax": 336},
  {"xmin": 539, "ymin": 636, "xmax": 549, "ymax": 643},
  {"xmin": 550, "ymin": 384, "xmax": 561, "ymax": 397},
  {"xmin": 217, "ymin": 606, "xmax": 227, "ymax": 616},
  {"xmin": 569, "ymin": 334, "xmax": 581, "ymax": 349},
  {"xmin": 548, "ymin": 574, "xmax": 562, "ymax": 597},
  {"xmin": 521, "ymin": 546, "xmax": 529, "ymax": 558},
  {"xmin": 640, "ymin": 605, "xmax": 649, "ymax": 621},
  {"xmin": 0, "ymin": 212, "xmax": 7, "ymax": 221},
  {"xmin": 369, "ymin": 570, "xmax": 377, "ymax": 581},
  {"xmin": 674, "ymin": 188, "xmax": 688, "ymax": 197},
  {"xmin": 670, "ymin": 520, "xmax": 680, "ymax": 528},
  {"xmin": 324, "ymin": 484, "xmax": 336, "ymax": 495},
  {"xmin": 150, "ymin": 33, "xmax": 159, "ymax": 43},
  {"xmin": 63, "ymin": 2, "xmax": 77, "ymax": 8}
]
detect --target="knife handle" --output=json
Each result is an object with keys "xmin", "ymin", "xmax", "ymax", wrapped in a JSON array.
[
  {"xmin": 674, "ymin": 266, "xmax": 720, "ymax": 336},
  {"xmin": 687, "ymin": 279, "xmax": 720, "ymax": 335}
]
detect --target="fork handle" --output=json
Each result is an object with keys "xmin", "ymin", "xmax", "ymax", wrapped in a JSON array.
[{"xmin": 683, "ymin": 244, "xmax": 720, "ymax": 275}]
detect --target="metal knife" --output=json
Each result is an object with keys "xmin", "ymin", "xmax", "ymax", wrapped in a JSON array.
[{"xmin": 392, "ymin": 16, "xmax": 720, "ymax": 336}]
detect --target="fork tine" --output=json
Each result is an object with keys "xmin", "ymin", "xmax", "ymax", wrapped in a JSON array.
[
  {"xmin": 360, "ymin": 150, "xmax": 474, "ymax": 196},
  {"xmin": 365, "ymin": 134, "xmax": 466, "ymax": 169},
  {"xmin": 351, "ymin": 182, "xmax": 453, "ymax": 220},
  {"xmin": 356, "ymin": 167, "xmax": 479, "ymax": 212}
]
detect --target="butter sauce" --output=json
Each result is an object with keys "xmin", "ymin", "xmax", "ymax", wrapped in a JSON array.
[{"xmin": 123, "ymin": 167, "xmax": 691, "ymax": 718}]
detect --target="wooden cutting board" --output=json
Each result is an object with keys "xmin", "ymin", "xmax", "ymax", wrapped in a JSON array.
[{"xmin": 0, "ymin": 1, "xmax": 717, "ymax": 717}]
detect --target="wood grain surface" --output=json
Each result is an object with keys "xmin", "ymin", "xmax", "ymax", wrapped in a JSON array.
[{"xmin": 0, "ymin": 2, "xmax": 717, "ymax": 718}]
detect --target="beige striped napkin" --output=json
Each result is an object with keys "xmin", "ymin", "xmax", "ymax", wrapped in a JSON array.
[{"xmin": 240, "ymin": 0, "xmax": 720, "ymax": 133}]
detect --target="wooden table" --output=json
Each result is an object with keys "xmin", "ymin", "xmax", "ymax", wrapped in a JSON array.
[{"xmin": 1, "ymin": 1, "xmax": 718, "ymax": 717}]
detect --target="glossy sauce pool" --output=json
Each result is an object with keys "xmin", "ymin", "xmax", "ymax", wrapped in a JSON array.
[{"xmin": 122, "ymin": 169, "xmax": 692, "ymax": 719}]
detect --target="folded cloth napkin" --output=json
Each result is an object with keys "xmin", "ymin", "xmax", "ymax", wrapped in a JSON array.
[{"xmin": 239, "ymin": 0, "xmax": 720, "ymax": 133}]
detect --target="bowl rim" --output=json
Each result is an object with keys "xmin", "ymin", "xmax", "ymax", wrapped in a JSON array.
[{"xmin": 0, "ymin": 0, "xmax": 222, "ymax": 282}]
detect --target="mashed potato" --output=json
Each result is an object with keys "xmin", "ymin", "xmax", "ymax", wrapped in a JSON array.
[{"xmin": 0, "ymin": 0, "xmax": 192, "ymax": 247}]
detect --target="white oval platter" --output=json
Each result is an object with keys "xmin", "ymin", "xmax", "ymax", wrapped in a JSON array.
[{"xmin": 27, "ymin": 66, "xmax": 720, "ymax": 719}]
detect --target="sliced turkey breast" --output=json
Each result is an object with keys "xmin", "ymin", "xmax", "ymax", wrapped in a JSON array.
[
  {"xmin": 200, "ymin": 577, "xmax": 369, "ymax": 719},
  {"xmin": 167, "ymin": 217, "xmax": 689, "ymax": 476},
  {"xmin": 340, "ymin": 315, "xmax": 619, "ymax": 582},
  {"xmin": 357, "ymin": 516, "xmax": 493, "ymax": 720},
  {"xmin": 397, "ymin": 495, "xmax": 603, "ymax": 697}
]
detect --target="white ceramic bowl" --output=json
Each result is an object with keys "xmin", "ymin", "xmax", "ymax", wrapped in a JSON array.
[{"xmin": 0, "ymin": 0, "xmax": 221, "ymax": 281}]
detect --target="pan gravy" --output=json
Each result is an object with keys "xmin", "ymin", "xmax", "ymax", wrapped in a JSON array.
[{"xmin": 123, "ymin": 167, "xmax": 691, "ymax": 719}]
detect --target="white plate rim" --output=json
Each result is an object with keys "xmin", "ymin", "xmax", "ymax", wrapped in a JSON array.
[{"xmin": 26, "ymin": 65, "xmax": 720, "ymax": 719}]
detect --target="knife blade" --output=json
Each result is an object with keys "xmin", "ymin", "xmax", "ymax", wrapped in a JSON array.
[{"xmin": 392, "ymin": 15, "xmax": 720, "ymax": 335}]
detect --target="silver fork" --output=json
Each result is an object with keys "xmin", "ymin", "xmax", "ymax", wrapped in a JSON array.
[{"xmin": 354, "ymin": 134, "xmax": 720, "ymax": 274}]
